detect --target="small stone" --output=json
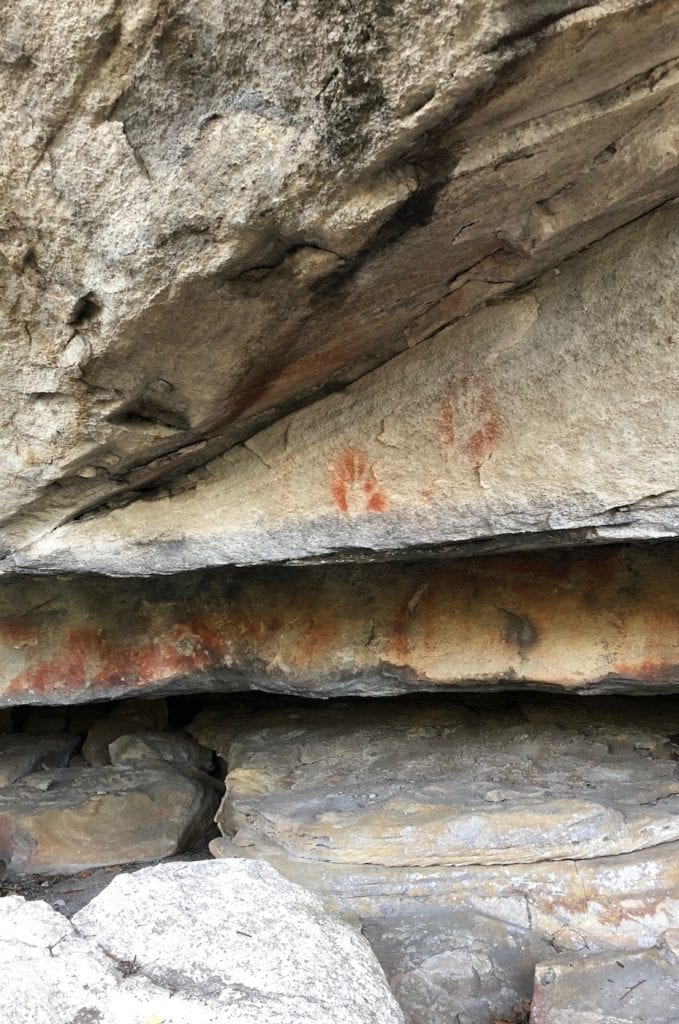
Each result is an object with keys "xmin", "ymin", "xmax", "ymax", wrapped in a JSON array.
[
  {"xmin": 108, "ymin": 731, "xmax": 214, "ymax": 773},
  {"xmin": 0, "ymin": 764, "xmax": 219, "ymax": 874},
  {"xmin": 0, "ymin": 734, "xmax": 79, "ymax": 788},
  {"xmin": 82, "ymin": 700, "xmax": 169, "ymax": 766}
]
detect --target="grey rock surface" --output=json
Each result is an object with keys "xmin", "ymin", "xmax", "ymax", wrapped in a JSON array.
[
  {"xmin": 0, "ymin": 860, "xmax": 405, "ymax": 1023},
  {"xmin": 109, "ymin": 730, "xmax": 214, "ymax": 772},
  {"xmin": 211, "ymin": 695, "xmax": 679, "ymax": 1023},
  {"xmin": 217, "ymin": 696, "xmax": 679, "ymax": 866},
  {"xmin": 0, "ymin": 733, "xmax": 79, "ymax": 787},
  {"xmin": 12, "ymin": 201, "xmax": 679, "ymax": 574},
  {"xmin": 362, "ymin": 904, "xmax": 546, "ymax": 1024},
  {"xmin": 82, "ymin": 698, "xmax": 169, "ymax": 765},
  {"xmin": 0, "ymin": 0, "xmax": 678, "ymax": 573},
  {"xmin": 0, "ymin": 763, "xmax": 219, "ymax": 873},
  {"xmin": 530, "ymin": 937, "xmax": 679, "ymax": 1024}
]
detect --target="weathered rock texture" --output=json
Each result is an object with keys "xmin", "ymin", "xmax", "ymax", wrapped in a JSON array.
[
  {"xmin": 210, "ymin": 695, "xmax": 679, "ymax": 1023},
  {"xmin": 0, "ymin": 860, "xmax": 404, "ymax": 1024},
  {"xmin": 0, "ymin": 542, "xmax": 677, "ymax": 705},
  {"xmin": 363, "ymin": 906, "xmax": 545, "ymax": 1024},
  {"xmin": 530, "ymin": 937, "xmax": 679, "ymax": 1024},
  {"xmin": 0, "ymin": 1, "xmax": 678, "ymax": 572},
  {"xmin": 0, "ymin": 733, "xmax": 78, "ymax": 787},
  {"xmin": 0, "ymin": 764, "xmax": 219, "ymax": 873}
]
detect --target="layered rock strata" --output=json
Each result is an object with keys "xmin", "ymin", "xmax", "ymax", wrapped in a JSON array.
[
  {"xmin": 1, "ymin": 1, "xmax": 678, "ymax": 572},
  {"xmin": 0, "ymin": 541, "xmax": 677, "ymax": 705},
  {"xmin": 7, "ymin": 203, "xmax": 679, "ymax": 574},
  {"xmin": 210, "ymin": 695, "xmax": 679, "ymax": 1023}
]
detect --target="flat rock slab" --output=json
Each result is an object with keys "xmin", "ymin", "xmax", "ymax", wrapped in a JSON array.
[
  {"xmin": 0, "ymin": 765, "xmax": 219, "ymax": 874},
  {"xmin": 218, "ymin": 696, "xmax": 679, "ymax": 866},
  {"xmin": 0, "ymin": 733, "xmax": 78, "ymax": 787},
  {"xmin": 0, "ymin": 860, "xmax": 404, "ymax": 1024},
  {"xmin": 531, "ymin": 938, "xmax": 679, "ymax": 1024}
]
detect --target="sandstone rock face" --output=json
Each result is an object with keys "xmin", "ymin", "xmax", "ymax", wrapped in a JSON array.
[
  {"xmin": 9, "ymin": 202, "xmax": 679, "ymax": 573},
  {"xmin": 216, "ymin": 700, "xmax": 679, "ymax": 867},
  {"xmin": 0, "ymin": 542, "xmax": 677, "ymax": 705},
  {"xmin": 0, "ymin": 1, "xmax": 677, "ymax": 573},
  {"xmin": 0, "ymin": 861, "xmax": 404, "ymax": 1024},
  {"xmin": 530, "ymin": 939, "xmax": 679, "ymax": 1024},
  {"xmin": 0, "ymin": 764, "xmax": 219, "ymax": 873},
  {"xmin": 211, "ymin": 695, "xmax": 679, "ymax": 1023}
]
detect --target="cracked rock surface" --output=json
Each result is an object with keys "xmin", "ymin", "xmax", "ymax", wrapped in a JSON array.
[
  {"xmin": 1, "ymin": 541, "xmax": 679, "ymax": 704},
  {"xmin": 1, "ymin": 0, "xmax": 678, "ymax": 572},
  {"xmin": 0, "ymin": 859, "xmax": 404, "ymax": 1024},
  {"xmin": 210, "ymin": 694, "xmax": 679, "ymax": 1024},
  {"xmin": 531, "ymin": 937, "xmax": 679, "ymax": 1024}
]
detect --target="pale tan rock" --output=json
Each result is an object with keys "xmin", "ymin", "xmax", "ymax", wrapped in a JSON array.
[
  {"xmin": 0, "ymin": 1, "xmax": 677, "ymax": 572},
  {"xmin": 211, "ymin": 696, "xmax": 679, "ymax": 1022},
  {"xmin": 0, "ymin": 764, "xmax": 218, "ymax": 873},
  {"xmin": 217, "ymin": 698, "xmax": 679, "ymax": 866},
  {"xmin": 13, "ymin": 202, "xmax": 679, "ymax": 573},
  {"xmin": 108, "ymin": 730, "xmax": 214, "ymax": 772},
  {"xmin": 0, "ymin": 861, "xmax": 405, "ymax": 1024},
  {"xmin": 0, "ymin": 733, "xmax": 78, "ymax": 787},
  {"xmin": 81, "ymin": 698, "xmax": 168, "ymax": 765}
]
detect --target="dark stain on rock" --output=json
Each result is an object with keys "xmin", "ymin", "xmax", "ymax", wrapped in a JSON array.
[
  {"xmin": 71, "ymin": 1009, "xmax": 104, "ymax": 1024},
  {"xmin": 498, "ymin": 607, "xmax": 539, "ymax": 658}
]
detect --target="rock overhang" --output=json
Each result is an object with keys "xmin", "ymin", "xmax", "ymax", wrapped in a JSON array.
[{"xmin": 0, "ymin": 540, "xmax": 677, "ymax": 706}]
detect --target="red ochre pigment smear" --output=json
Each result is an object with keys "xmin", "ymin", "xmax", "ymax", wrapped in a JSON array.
[
  {"xmin": 439, "ymin": 397, "xmax": 455, "ymax": 447},
  {"xmin": 440, "ymin": 378, "xmax": 502, "ymax": 471},
  {"xmin": 330, "ymin": 447, "xmax": 388, "ymax": 514},
  {"xmin": 463, "ymin": 381, "xmax": 502, "ymax": 471}
]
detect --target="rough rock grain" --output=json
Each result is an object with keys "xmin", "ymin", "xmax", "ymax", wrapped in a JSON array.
[
  {"xmin": 216, "ymin": 697, "xmax": 679, "ymax": 866},
  {"xmin": 530, "ymin": 938, "xmax": 679, "ymax": 1024},
  {"xmin": 0, "ymin": 860, "xmax": 405, "ymax": 1024},
  {"xmin": 362, "ymin": 905, "xmax": 548, "ymax": 1024},
  {"xmin": 1, "ymin": 1, "xmax": 678, "ymax": 572},
  {"xmin": 0, "ymin": 541, "xmax": 678, "ymax": 705},
  {"xmin": 211, "ymin": 695, "xmax": 679, "ymax": 1023},
  {"xmin": 11, "ymin": 203, "xmax": 679, "ymax": 573},
  {"xmin": 0, "ymin": 733, "xmax": 78, "ymax": 787},
  {"xmin": 0, "ymin": 764, "xmax": 218, "ymax": 873}
]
